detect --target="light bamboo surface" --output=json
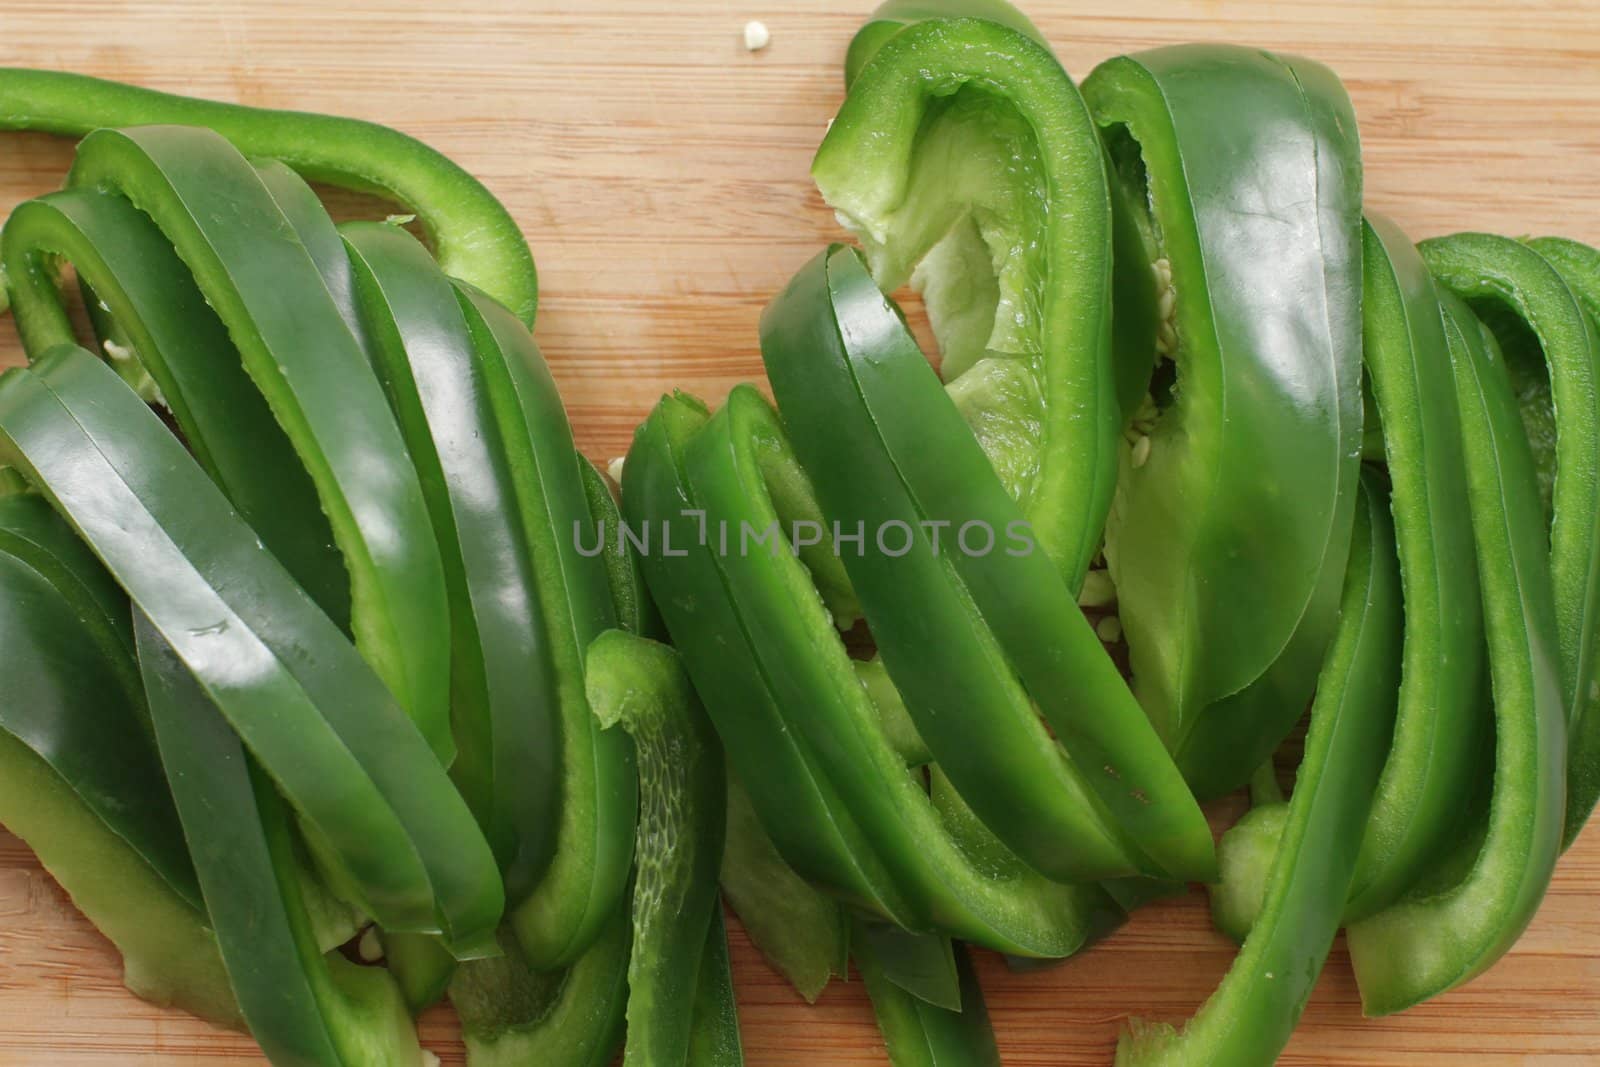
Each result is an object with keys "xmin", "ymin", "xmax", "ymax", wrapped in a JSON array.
[{"xmin": 1, "ymin": 1, "xmax": 1598, "ymax": 1063}]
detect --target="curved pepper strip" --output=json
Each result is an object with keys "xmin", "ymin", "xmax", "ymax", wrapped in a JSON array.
[
  {"xmin": 53, "ymin": 124, "xmax": 453, "ymax": 760},
  {"xmin": 1082, "ymin": 45, "xmax": 1364, "ymax": 799},
  {"xmin": 768, "ymin": 245, "xmax": 1214, "ymax": 884},
  {"xmin": 1, "ymin": 183, "xmax": 349, "ymax": 623},
  {"xmin": 0, "ymin": 531, "xmax": 236, "ymax": 1026},
  {"xmin": 1119, "ymin": 473, "xmax": 1402, "ymax": 1066},
  {"xmin": 853, "ymin": 918, "xmax": 1000, "ymax": 1067},
  {"xmin": 1346, "ymin": 292, "xmax": 1567, "ymax": 1015},
  {"xmin": 137, "ymin": 614, "xmax": 424, "ymax": 1067},
  {"xmin": 623, "ymin": 334, "xmax": 1132, "ymax": 957},
  {"xmin": 340, "ymin": 220, "xmax": 559, "ymax": 906},
  {"xmin": 1429, "ymin": 234, "xmax": 1600, "ymax": 851},
  {"xmin": 0, "ymin": 68, "xmax": 537, "ymax": 324},
  {"xmin": 812, "ymin": 14, "xmax": 1116, "ymax": 588},
  {"xmin": 844, "ymin": 0, "xmax": 1048, "ymax": 87},
  {"xmin": 448, "ymin": 287, "xmax": 638, "ymax": 970},
  {"xmin": 450, "ymin": 918, "xmax": 631, "ymax": 1067},
  {"xmin": 584, "ymin": 629, "xmax": 738, "ymax": 1067},
  {"xmin": 1341, "ymin": 215, "xmax": 1490, "ymax": 920},
  {"xmin": 0, "ymin": 346, "xmax": 503, "ymax": 955}
]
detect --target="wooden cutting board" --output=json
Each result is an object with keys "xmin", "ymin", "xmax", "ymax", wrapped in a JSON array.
[{"xmin": 2, "ymin": 1, "xmax": 1598, "ymax": 1062}]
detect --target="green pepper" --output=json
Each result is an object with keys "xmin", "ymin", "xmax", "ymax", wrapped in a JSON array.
[
  {"xmin": 767, "ymin": 245, "xmax": 1214, "ymax": 884},
  {"xmin": 1337, "ymin": 216, "xmax": 1490, "ymax": 921},
  {"xmin": 1433, "ymin": 233, "xmax": 1600, "ymax": 850},
  {"xmin": 813, "ymin": 10, "xmax": 1117, "ymax": 588},
  {"xmin": 584, "ymin": 629, "xmax": 738, "ymax": 1067},
  {"xmin": 137, "ymin": 614, "xmax": 425, "ymax": 1066},
  {"xmin": 443, "ymin": 287, "xmax": 638, "ymax": 970},
  {"xmin": 1082, "ymin": 44, "xmax": 1364, "ymax": 799},
  {"xmin": 340, "ymin": 220, "xmax": 560, "ymax": 906},
  {"xmin": 1119, "ymin": 472, "xmax": 1402, "ymax": 1066},
  {"xmin": 853, "ymin": 918, "xmax": 1000, "ymax": 1067},
  {"xmin": 449, "ymin": 918, "xmax": 631, "ymax": 1067},
  {"xmin": 0, "ymin": 510, "xmax": 235, "ymax": 1026},
  {"xmin": 0, "ymin": 68, "xmax": 538, "ymax": 324},
  {"xmin": 2, "ymin": 181, "xmax": 348, "ymax": 624},
  {"xmin": 620, "ymin": 249, "xmax": 1156, "ymax": 957},
  {"xmin": 0, "ymin": 345, "xmax": 503, "ymax": 955},
  {"xmin": 718, "ymin": 776, "xmax": 849, "ymax": 1003},
  {"xmin": 1346, "ymin": 292, "xmax": 1567, "ymax": 1015}
]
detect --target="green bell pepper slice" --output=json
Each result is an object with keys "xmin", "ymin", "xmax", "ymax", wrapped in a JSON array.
[
  {"xmin": 441, "ymin": 288, "xmax": 637, "ymax": 970},
  {"xmin": 0, "ymin": 537, "xmax": 235, "ymax": 1027},
  {"xmin": 814, "ymin": 13, "xmax": 1116, "ymax": 587},
  {"xmin": 1119, "ymin": 472, "xmax": 1402, "ymax": 1066},
  {"xmin": 624, "ymin": 386, "xmax": 1121, "ymax": 956},
  {"xmin": 853, "ymin": 918, "xmax": 1001, "ymax": 1067},
  {"xmin": 450, "ymin": 917, "xmax": 630, "ymax": 1067},
  {"xmin": 1433, "ymin": 233, "xmax": 1600, "ymax": 851},
  {"xmin": 765, "ymin": 244, "xmax": 1214, "ymax": 884},
  {"xmin": 137, "ymin": 614, "xmax": 424, "ymax": 1067},
  {"xmin": 1, "ymin": 182, "xmax": 349, "ymax": 623},
  {"xmin": 844, "ymin": 0, "xmax": 1048, "ymax": 87},
  {"xmin": 0, "ymin": 68, "xmax": 537, "ymax": 324},
  {"xmin": 0, "ymin": 345, "xmax": 503, "ymax": 955},
  {"xmin": 55, "ymin": 124, "xmax": 453, "ymax": 760},
  {"xmin": 719, "ymin": 777, "xmax": 849, "ymax": 1004},
  {"xmin": 585, "ymin": 629, "xmax": 739, "ymax": 1067},
  {"xmin": 340, "ymin": 220, "xmax": 559, "ymax": 906},
  {"xmin": 1082, "ymin": 45, "xmax": 1364, "ymax": 799},
  {"xmin": 1341, "ymin": 215, "xmax": 1490, "ymax": 921},
  {"xmin": 1346, "ymin": 292, "xmax": 1567, "ymax": 1015}
]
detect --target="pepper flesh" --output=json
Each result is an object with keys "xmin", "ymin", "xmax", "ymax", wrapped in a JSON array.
[
  {"xmin": 814, "ymin": 14, "xmax": 1116, "ymax": 587},
  {"xmin": 1083, "ymin": 45, "xmax": 1364, "ymax": 799},
  {"xmin": 1120, "ymin": 473, "xmax": 1402, "ymax": 1065},
  {"xmin": 1346, "ymin": 292, "xmax": 1566, "ymax": 1015}
]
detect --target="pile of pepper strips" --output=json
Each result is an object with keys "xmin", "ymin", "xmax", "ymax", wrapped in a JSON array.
[{"xmin": 0, "ymin": 1, "xmax": 1597, "ymax": 1065}]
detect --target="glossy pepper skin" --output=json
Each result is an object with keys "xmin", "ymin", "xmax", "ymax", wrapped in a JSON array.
[
  {"xmin": 1082, "ymin": 45, "xmax": 1364, "ymax": 800},
  {"xmin": 1120, "ymin": 474, "xmax": 1402, "ymax": 1066},
  {"xmin": 0, "ymin": 68, "xmax": 537, "ymax": 324},
  {"xmin": 853, "ymin": 918, "xmax": 1001, "ymax": 1067},
  {"xmin": 0, "ymin": 346, "xmax": 503, "ymax": 957},
  {"xmin": 623, "ymin": 245, "xmax": 1196, "ymax": 958},
  {"xmin": 813, "ymin": 11, "xmax": 1117, "ymax": 590},
  {"xmin": 1424, "ymin": 234, "xmax": 1600, "ymax": 853},
  {"xmin": 0, "ymin": 503, "xmax": 235, "ymax": 1027},
  {"xmin": 1347, "ymin": 292, "xmax": 1567, "ymax": 1016},
  {"xmin": 138, "ymin": 614, "xmax": 426, "ymax": 1067}
]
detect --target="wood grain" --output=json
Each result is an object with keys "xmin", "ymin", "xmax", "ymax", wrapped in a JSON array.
[{"xmin": 1, "ymin": 0, "xmax": 1598, "ymax": 1063}]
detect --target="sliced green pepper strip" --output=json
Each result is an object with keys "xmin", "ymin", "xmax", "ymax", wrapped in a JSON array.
[
  {"xmin": 1083, "ymin": 46, "xmax": 1364, "ymax": 799},
  {"xmin": 814, "ymin": 15, "xmax": 1116, "ymax": 587},
  {"xmin": 1119, "ymin": 473, "xmax": 1402, "ymax": 1066},
  {"xmin": 771, "ymin": 244, "xmax": 1214, "ymax": 882},
  {"xmin": 1347, "ymin": 293, "xmax": 1566, "ymax": 1015},
  {"xmin": 1451, "ymin": 233, "xmax": 1600, "ymax": 849},
  {"xmin": 687, "ymin": 909, "xmax": 745, "ymax": 1067},
  {"xmin": 625, "ymin": 388, "xmax": 1123, "ymax": 956},
  {"xmin": 340, "ymin": 220, "xmax": 557, "ymax": 905},
  {"xmin": 844, "ymin": 0, "xmax": 1048, "ymax": 87},
  {"xmin": 0, "ymin": 545, "xmax": 235, "ymax": 1026},
  {"xmin": 1342, "ymin": 215, "xmax": 1490, "ymax": 920},
  {"xmin": 137, "ymin": 614, "xmax": 424, "ymax": 1067},
  {"xmin": 719, "ymin": 776, "xmax": 849, "ymax": 1004},
  {"xmin": 0, "ymin": 185, "xmax": 348, "ymax": 618},
  {"xmin": 449, "ymin": 917, "xmax": 630, "ymax": 1067},
  {"xmin": 448, "ymin": 289, "xmax": 636, "ymax": 970},
  {"xmin": 854, "ymin": 918, "xmax": 1001, "ymax": 1067},
  {"xmin": 580, "ymin": 456, "xmax": 662, "ymax": 639},
  {"xmin": 0, "ymin": 68, "xmax": 537, "ymax": 324},
  {"xmin": 0, "ymin": 346, "xmax": 503, "ymax": 954},
  {"xmin": 584, "ymin": 629, "xmax": 732, "ymax": 1067},
  {"xmin": 60, "ymin": 124, "xmax": 452, "ymax": 760}
]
